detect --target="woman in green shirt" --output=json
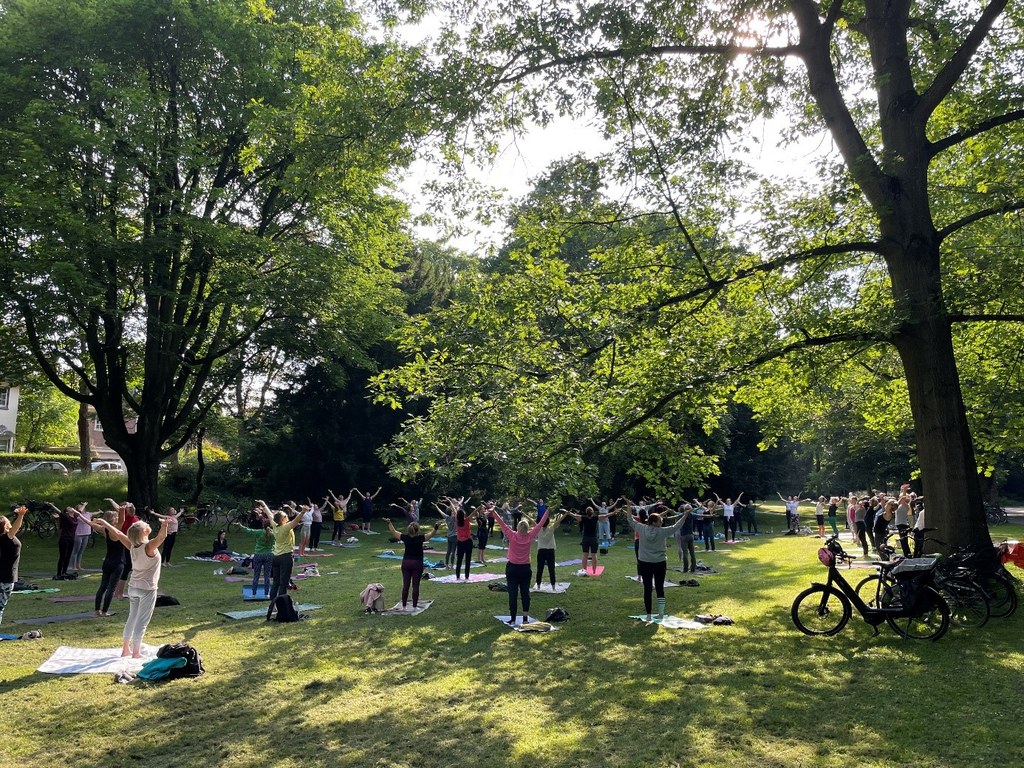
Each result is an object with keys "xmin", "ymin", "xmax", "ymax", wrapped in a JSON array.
[{"xmin": 238, "ymin": 508, "xmax": 274, "ymax": 596}]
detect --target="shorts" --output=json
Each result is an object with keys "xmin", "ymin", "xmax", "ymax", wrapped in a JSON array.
[
  {"xmin": 581, "ymin": 537, "xmax": 599, "ymax": 554},
  {"xmin": 815, "ymin": 514, "xmax": 825, "ymax": 526}
]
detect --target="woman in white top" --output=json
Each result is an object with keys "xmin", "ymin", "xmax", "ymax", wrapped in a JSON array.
[
  {"xmin": 93, "ymin": 512, "xmax": 171, "ymax": 658},
  {"xmin": 534, "ymin": 509, "xmax": 566, "ymax": 590}
]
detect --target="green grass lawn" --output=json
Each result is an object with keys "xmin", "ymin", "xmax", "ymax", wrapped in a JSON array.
[{"xmin": 2, "ymin": 509, "xmax": 1022, "ymax": 768}]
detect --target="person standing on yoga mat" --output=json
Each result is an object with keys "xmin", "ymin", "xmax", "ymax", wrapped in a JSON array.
[
  {"xmin": 162, "ymin": 506, "xmax": 181, "ymax": 565},
  {"xmin": 0, "ymin": 505, "xmax": 28, "ymax": 627},
  {"xmin": 630, "ymin": 510, "xmax": 686, "ymax": 622},
  {"xmin": 79, "ymin": 510, "xmax": 123, "ymax": 617},
  {"xmin": 238, "ymin": 508, "xmax": 274, "ymax": 597},
  {"xmin": 260, "ymin": 501, "xmax": 306, "ymax": 620},
  {"xmin": 354, "ymin": 487, "xmax": 382, "ymax": 532},
  {"xmin": 565, "ymin": 506, "xmax": 612, "ymax": 573},
  {"xmin": 92, "ymin": 511, "xmax": 172, "ymax": 658},
  {"xmin": 674, "ymin": 503, "xmax": 697, "ymax": 573},
  {"xmin": 384, "ymin": 517, "xmax": 439, "ymax": 610},
  {"xmin": 45, "ymin": 501, "xmax": 80, "ymax": 580},
  {"xmin": 490, "ymin": 506, "xmax": 549, "ymax": 624},
  {"xmin": 435, "ymin": 501, "xmax": 459, "ymax": 569},
  {"xmin": 475, "ymin": 501, "xmax": 496, "ymax": 564},
  {"xmin": 534, "ymin": 508, "xmax": 566, "ymax": 591},
  {"xmin": 69, "ymin": 503, "xmax": 92, "ymax": 573},
  {"xmin": 453, "ymin": 498, "xmax": 475, "ymax": 580},
  {"xmin": 111, "ymin": 500, "xmax": 138, "ymax": 600},
  {"xmin": 327, "ymin": 488, "xmax": 353, "ymax": 543}
]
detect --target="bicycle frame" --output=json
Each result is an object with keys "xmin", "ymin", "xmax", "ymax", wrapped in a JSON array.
[{"xmin": 810, "ymin": 566, "xmax": 890, "ymax": 629}]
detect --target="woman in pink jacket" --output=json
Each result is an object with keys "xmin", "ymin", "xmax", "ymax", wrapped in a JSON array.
[{"xmin": 490, "ymin": 507, "xmax": 549, "ymax": 624}]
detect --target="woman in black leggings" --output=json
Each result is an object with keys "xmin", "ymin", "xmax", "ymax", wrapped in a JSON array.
[
  {"xmin": 534, "ymin": 509, "xmax": 566, "ymax": 590},
  {"xmin": 491, "ymin": 508, "xmax": 549, "ymax": 624},
  {"xmin": 83, "ymin": 511, "xmax": 121, "ymax": 616},
  {"xmin": 384, "ymin": 517, "xmax": 439, "ymax": 609},
  {"xmin": 630, "ymin": 511, "xmax": 686, "ymax": 622}
]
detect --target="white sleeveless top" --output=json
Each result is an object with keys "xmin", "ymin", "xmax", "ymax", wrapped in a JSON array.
[
  {"xmin": 722, "ymin": 504, "xmax": 735, "ymax": 518},
  {"xmin": 129, "ymin": 544, "xmax": 161, "ymax": 591}
]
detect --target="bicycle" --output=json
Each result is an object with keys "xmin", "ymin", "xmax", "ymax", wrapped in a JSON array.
[
  {"xmin": 913, "ymin": 529, "xmax": 1017, "ymax": 619},
  {"xmin": 791, "ymin": 536, "xmax": 950, "ymax": 640},
  {"xmin": 856, "ymin": 531, "xmax": 991, "ymax": 628},
  {"xmin": 180, "ymin": 498, "xmax": 222, "ymax": 529},
  {"xmin": 19, "ymin": 503, "xmax": 56, "ymax": 539},
  {"xmin": 224, "ymin": 506, "xmax": 253, "ymax": 531},
  {"xmin": 985, "ymin": 503, "xmax": 1008, "ymax": 525}
]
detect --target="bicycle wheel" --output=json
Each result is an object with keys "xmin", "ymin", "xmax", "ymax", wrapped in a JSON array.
[
  {"xmin": 855, "ymin": 574, "xmax": 897, "ymax": 609},
  {"xmin": 977, "ymin": 572, "xmax": 1018, "ymax": 618},
  {"xmin": 936, "ymin": 576, "xmax": 990, "ymax": 628},
  {"xmin": 886, "ymin": 586, "xmax": 950, "ymax": 640},
  {"xmin": 791, "ymin": 585, "xmax": 851, "ymax": 636},
  {"xmin": 36, "ymin": 515, "xmax": 56, "ymax": 539}
]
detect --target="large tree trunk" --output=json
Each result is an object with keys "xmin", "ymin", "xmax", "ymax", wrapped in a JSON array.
[
  {"xmin": 887, "ymin": 243, "xmax": 990, "ymax": 551},
  {"xmin": 103, "ymin": 414, "xmax": 162, "ymax": 512},
  {"xmin": 77, "ymin": 399, "xmax": 91, "ymax": 472}
]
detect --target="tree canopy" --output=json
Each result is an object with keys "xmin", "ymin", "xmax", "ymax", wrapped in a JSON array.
[
  {"xmin": 376, "ymin": 0, "xmax": 1024, "ymax": 547},
  {"xmin": 0, "ymin": 0, "xmax": 432, "ymax": 506}
]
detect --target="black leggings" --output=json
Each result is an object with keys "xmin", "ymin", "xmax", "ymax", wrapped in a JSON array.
[
  {"xmin": 536, "ymin": 548, "xmax": 555, "ymax": 587},
  {"xmin": 505, "ymin": 562, "xmax": 532, "ymax": 620},
  {"xmin": 855, "ymin": 521, "xmax": 869, "ymax": 555},
  {"xmin": 455, "ymin": 539, "xmax": 473, "ymax": 579},
  {"xmin": 724, "ymin": 516, "xmax": 737, "ymax": 540},
  {"xmin": 310, "ymin": 521, "xmax": 322, "ymax": 549},
  {"xmin": 268, "ymin": 553, "xmax": 294, "ymax": 612},
  {"xmin": 332, "ymin": 520, "xmax": 346, "ymax": 540},
  {"xmin": 162, "ymin": 532, "xmax": 177, "ymax": 564},
  {"xmin": 637, "ymin": 559, "xmax": 667, "ymax": 615},
  {"xmin": 401, "ymin": 559, "xmax": 424, "ymax": 607},
  {"xmin": 57, "ymin": 538, "xmax": 74, "ymax": 576},
  {"xmin": 94, "ymin": 556, "xmax": 121, "ymax": 612}
]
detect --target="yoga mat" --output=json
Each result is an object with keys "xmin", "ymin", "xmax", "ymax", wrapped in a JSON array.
[
  {"xmin": 382, "ymin": 600, "xmax": 433, "ymax": 616},
  {"xmin": 224, "ymin": 576, "xmax": 249, "ymax": 583},
  {"xmin": 430, "ymin": 572, "xmax": 504, "ymax": 584},
  {"xmin": 556, "ymin": 559, "xmax": 582, "ymax": 567},
  {"xmin": 296, "ymin": 552, "xmax": 334, "ymax": 558},
  {"xmin": 576, "ymin": 566, "xmax": 605, "ymax": 577},
  {"xmin": 626, "ymin": 576, "xmax": 680, "ymax": 588},
  {"xmin": 375, "ymin": 553, "xmax": 404, "ymax": 560},
  {"xmin": 47, "ymin": 595, "xmax": 94, "ymax": 603},
  {"xmin": 218, "ymin": 604, "xmax": 323, "ymax": 620},
  {"xmin": 629, "ymin": 615, "xmax": 709, "ymax": 629},
  {"xmin": 325, "ymin": 541, "xmax": 360, "ymax": 548},
  {"xmin": 1, "ymin": 633, "xmax": 22, "ymax": 641},
  {"xmin": 242, "ymin": 585, "xmax": 270, "ymax": 601},
  {"xmin": 16, "ymin": 611, "xmax": 109, "ymax": 625},
  {"xmin": 488, "ymin": 557, "xmax": 509, "ymax": 564},
  {"xmin": 37, "ymin": 644, "xmax": 160, "ymax": 674},
  {"xmin": 12, "ymin": 588, "xmax": 61, "ymax": 595},
  {"xmin": 530, "ymin": 582, "xmax": 571, "ymax": 594},
  {"xmin": 494, "ymin": 615, "xmax": 560, "ymax": 632}
]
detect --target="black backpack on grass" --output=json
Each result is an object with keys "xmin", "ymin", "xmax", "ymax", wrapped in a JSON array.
[
  {"xmin": 156, "ymin": 642, "xmax": 205, "ymax": 679},
  {"xmin": 273, "ymin": 594, "xmax": 299, "ymax": 622}
]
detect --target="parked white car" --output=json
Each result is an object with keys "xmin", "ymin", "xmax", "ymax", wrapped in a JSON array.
[
  {"xmin": 16, "ymin": 460, "xmax": 70, "ymax": 475},
  {"xmin": 91, "ymin": 460, "xmax": 126, "ymax": 474}
]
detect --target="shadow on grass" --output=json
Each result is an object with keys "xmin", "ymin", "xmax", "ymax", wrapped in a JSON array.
[{"xmin": 3, "ymin": 523, "xmax": 1022, "ymax": 768}]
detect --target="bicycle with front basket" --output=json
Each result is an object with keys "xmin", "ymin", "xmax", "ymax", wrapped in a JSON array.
[{"xmin": 791, "ymin": 536, "xmax": 950, "ymax": 640}]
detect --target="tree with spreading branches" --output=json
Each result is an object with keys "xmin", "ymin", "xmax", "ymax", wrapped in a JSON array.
[
  {"xmin": 377, "ymin": 0, "xmax": 1024, "ymax": 548},
  {"xmin": 0, "ymin": 0, "xmax": 431, "ymax": 508}
]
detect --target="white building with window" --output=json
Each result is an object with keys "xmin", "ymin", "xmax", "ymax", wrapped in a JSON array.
[{"xmin": 0, "ymin": 383, "xmax": 19, "ymax": 452}]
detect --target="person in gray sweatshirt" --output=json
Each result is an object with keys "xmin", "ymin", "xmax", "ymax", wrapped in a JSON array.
[{"xmin": 629, "ymin": 510, "xmax": 686, "ymax": 622}]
